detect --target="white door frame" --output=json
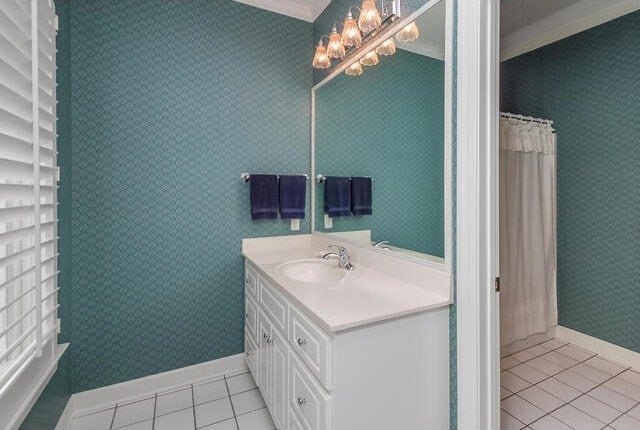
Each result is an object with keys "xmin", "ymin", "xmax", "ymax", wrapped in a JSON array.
[{"xmin": 455, "ymin": 0, "xmax": 501, "ymax": 429}]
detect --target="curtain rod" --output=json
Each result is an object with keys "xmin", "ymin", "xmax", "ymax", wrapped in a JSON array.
[{"xmin": 500, "ymin": 111, "xmax": 554, "ymax": 125}]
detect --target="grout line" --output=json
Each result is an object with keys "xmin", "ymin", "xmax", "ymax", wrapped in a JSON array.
[
  {"xmin": 109, "ymin": 405, "xmax": 117, "ymax": 430},
  {"xmin": 152, "ymin": 393, "xmax": 157, "ymax": 430},
  {"xmin": 191, "ymin": 384, "xmax": 197, "ymax": 430},
  {"xmin": 223, "ymin": 375, "xmax": 240, "ymax": 430}
]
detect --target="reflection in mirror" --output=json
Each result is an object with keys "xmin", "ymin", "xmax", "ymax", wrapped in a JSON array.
[{"xmin": 313, "ymin": 0, "xmax": 446, "ymax": 261}]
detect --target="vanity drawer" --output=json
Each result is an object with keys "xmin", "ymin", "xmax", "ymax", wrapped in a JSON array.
[
  {"xmin": 244, "ymin": 295, "xmax": 258, "ymax": 343},
  {"xmin": 290, "ymin": 355, "xmax": 331, "ymax": 430},
  {"xmin": 245, "ymin": 265, "xmax": 258, "ymax": 302},
  {"xmin": 259, "ymin": 278, "xmax": 288, "ymax": 334},
  {"xmin": 289, "ymin": 306, "xmax": 332, "ymax": 390},
  {"xmin": 244, "ymin": 328, "xmax": 258, "ymax": 377}
]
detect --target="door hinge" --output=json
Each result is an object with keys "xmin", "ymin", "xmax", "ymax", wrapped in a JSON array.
[
  {"xmin": 495, "ymin": 277, "xmax": 501, "ymax": 292},
  {"xmin": 56, "ymin": 318, "xmax": 61, "ymax": 334},
  {"xmin": 54, "ymin": 15, "xmax": 59, "ymax": 31}
]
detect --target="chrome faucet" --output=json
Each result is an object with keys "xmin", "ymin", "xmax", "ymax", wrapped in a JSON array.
[{"xmin": 322, "ymin": 245, "xmax": 355, "ymax": 271}]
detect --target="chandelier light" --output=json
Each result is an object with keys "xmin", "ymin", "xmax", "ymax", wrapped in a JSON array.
[
  {"xmin": 341, "ymin": 9, "xmax": 362, "ymax": 48},
  {"xmin": 376, "ymin": 38, "xmax": 396, "ymax": 56},
  {"xmin": 312, "ymin": 36, "xmax": 331, "ymax": 69},
  {"xmin": 345, "ymin": 61, "xmax": 364, "ymax": 76},
  {"xmin": 360, "ymin": 50, "xmax": 379, "ymax": 66},
  {"xmin": 396, "ymin": 21, "xmax": 419, "ymax": 43},
  {"xmin": 358, "ymin": 1, "xmax": 382, "ymax": 34},
  {"xmin": 326, "ymin": 23, "xmax": 346, "ymax": 59}
]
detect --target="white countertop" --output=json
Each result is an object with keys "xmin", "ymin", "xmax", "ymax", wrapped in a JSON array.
[{"xmin": 242, "ymin": 236, "xmax": 451, "ymax": 333}]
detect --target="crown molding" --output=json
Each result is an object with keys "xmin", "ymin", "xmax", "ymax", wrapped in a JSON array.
[
  {"xmin": 501, "ymin": 0, "xmax": 640, "ymax": 61},
  {"xmin": 233, "ymin": 0, "xmax": 331, "ymax": 22},
  {"xmin": 398, "ymin": 41, "xmax": 445, "ymax": 61}
]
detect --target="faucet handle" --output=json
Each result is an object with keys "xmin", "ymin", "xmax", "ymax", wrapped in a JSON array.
[{"xmin": 327, "ymin": 244, "xmax": 348, "ymax": 255}]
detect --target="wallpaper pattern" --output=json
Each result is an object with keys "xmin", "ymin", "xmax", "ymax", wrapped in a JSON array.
[{"xmin": 502, "ymin": 10, "xmax": 640, "ymax": 352}]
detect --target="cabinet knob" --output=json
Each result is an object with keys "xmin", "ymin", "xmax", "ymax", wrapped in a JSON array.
[
  {"xmin": 266, "ymin": 336, "xmax": 273, "ymax": 344},
  {"xmin": 245, "ymin": 312, "xmax": 249, "ymax": 319},
  {"xmin": 296, "ymin": 337, "xmax": 307, "ymax": 346},
  {"xmin": 263, "ymin": 332, "xmax": 268, "ymax": 339},
  {"xmin": 245, "ymin": 351, "xmax": 250, "ymax": 357},
  {"xmin": 297, "ymin": 397, "xmax": 307, "ymax": 406}
]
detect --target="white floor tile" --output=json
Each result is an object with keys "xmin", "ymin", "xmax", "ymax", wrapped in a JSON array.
[
  {"xmin": 227, "ymin": 373, "xmax": 257, "ymax": 395},
  {"xmin": 628, "ymin": 404, "xmax": 640, "ymax": 420},
  {"xmin": 604, "ymin": 377, "xmax": 640, "ymax": 402},
  {"xmin": 231, "ymin": 388, "xmax": 265, "ymax": 415},
  {"xmin": 501, "ymin": 370, "xmax": 532, "ymax": 393},
  {"xmin": 154, "ymin": 408, "xmax": 195, "ymax": 430},
  {"xmin": 571, "ymin": 394, "xmax": 622, "ymax": 424},
  {"xmin": 589, "ymin": 385, "xmax": 638, "ymax": 412},
  {"xmin": 511, "ymin": 350, "xmax": 536, "ymax": 363},
  {"xmin": 194, "ymin": 379, "xmax": 228, "ymax": 405},
  {"xmin": 536, "ymin": 377, "xmax": 582, "ymax": 402},
  {"xmin": 70, "ymin": 408, "xmax": 115, "ymax": 430},
  {"xmin": 610, "ymin": 413, "xmax": 640, "ymax": 430},
  {"xmin": 510, "ymin": 364, "xmax": 548, "ymax": 384},
  {"xmin": 525, "ymin": 345, "xmax": 551, "ymax": 357},
  {"xmin": 618, "ymin": 370, "xmax": 640, "ymax": 387},
  {"xmin": 555, "ymin": 369, "xmax": 598, "ymax": 392},
  {"xmin": 555, "ymin": 344, "xmax": 595, "ymax": 362},
  {"xmin": 116, "ymin": 419, "xmax": 153, "ymax": 430},
  {"xmin": 236, "ymin": 408, "xmax": 275, "ymax": 430},
  {"xmin": 155, "ymin": 387, "xmax": 193, "ymax": 416},
  {"xmin": 572, "ymin": 362, "xmax": 613, "ymax": 384},
  {"xmin": 112, "ymin": 398, "xmax": 154, "ymax": 429},
  {"xmin": 501, "ymin": 385, "xmax": 514, "ymax": 400},
  {"xmin": 518, "ymin": 386, "xmax": 564, "ymax": 413},
  {"xmin": 584, "ymin": 356, "xmax": 627, "ymax": 376},
  {"xmin": 500, "ymin": 409, "xmax": 525, "ymax": 430},
  {"xmin": 528, "ymin": 414, "xmax": 572, "ymax": 430},
  {"xmin": 526, "ymin": 357, "xmax": 563, "ymax": 376},
  {"xmin": 501, "ymin": 395, "xmax": 546, "ymax": 424},
  {"xmin": 551, "ymin": 404, "xmax": 606, "ymax": 430},
  {"xmin": 541, "ymin": 339, "xmax": 568, "ymax": 350},
  {"xmin": 201, "ymin": 417, "xmax": 238, "ymax": 430},
  {"xmin": 195, "ymin": 397, "xmax": 234, "ymax": 428},
  {"xmin": 539, "ymin": 351, "xmax": 579, "ymax": 369}
]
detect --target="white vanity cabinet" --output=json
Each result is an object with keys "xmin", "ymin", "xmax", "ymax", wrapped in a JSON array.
[{"xmin": 244, "ymin": 261, "xmax": 450, "ymax": 430}]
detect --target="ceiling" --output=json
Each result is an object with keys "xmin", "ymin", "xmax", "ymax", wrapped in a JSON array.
[
  {"xmin": 233, "ymin": 0, "xmax": 331, "ymax": 22},
  {"xmin": 500, "ymin": 0, "xmax": 583, "ymax": 37}
]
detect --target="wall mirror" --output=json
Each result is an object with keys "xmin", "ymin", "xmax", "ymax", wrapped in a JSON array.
[{"xmin": 311, "ymin": 0, "xmax": 452, "ymax": 268}]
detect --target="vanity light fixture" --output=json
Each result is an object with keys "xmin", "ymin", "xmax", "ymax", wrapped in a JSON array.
[
  {"xmin": 375, "ymin": 38, "xmax": 396, "ymax": 56},
  {"xmin": 360, "ymin": 50, "xmax": 379, "ymax": 66},
  {"xmin": 341, "ymin": 8, "xmax": 362, "ymax": 48},
  {"xmin": 312, "ymin": 36, "xmax": 331, "ymax": 69},
  {"xmin": 395, "ymin": 21, "xmax": 419, "ymax": 43},
  {"xmin": 358, "ymin": 0, "xmax": 382, "ymax": 34},
  {"xmin": 327, "ymin": 23, "xmax": 346, "ymax": 59},
  {"xmin": 345, "ymin": 61, "xmax": 364, "ymax": 76}
]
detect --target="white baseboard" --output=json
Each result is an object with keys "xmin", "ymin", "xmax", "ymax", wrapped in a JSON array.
[
  {"xmin": 556, "ymin": 326, "xmax": 640, "ymax": 370},
  {"xmin": 56, "ymin": 353, "xmax": 247, "ymax": 429}
]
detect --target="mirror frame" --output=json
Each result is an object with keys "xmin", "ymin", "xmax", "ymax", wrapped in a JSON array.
[{"xmin": 310, "ymin": 0, "xmax": 453, "ymax": 271}]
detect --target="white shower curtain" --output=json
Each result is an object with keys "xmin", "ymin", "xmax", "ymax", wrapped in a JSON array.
[{"xmin": 499, "ymin": 116, "xmax": 557, "ymax": 347}]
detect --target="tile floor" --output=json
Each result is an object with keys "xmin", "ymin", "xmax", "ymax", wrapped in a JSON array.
[
  {"xmin": 501, "ymin": 338, "xmax": 640, "ymax": 430},
  {"xmin": 69, "ymin": 370, "xmax": 275, "ymax": 430}
]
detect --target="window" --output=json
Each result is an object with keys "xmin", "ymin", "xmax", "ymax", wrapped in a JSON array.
[{"xmin": 0, "ymin": 0, "xmax": 59, "ymax": 408}]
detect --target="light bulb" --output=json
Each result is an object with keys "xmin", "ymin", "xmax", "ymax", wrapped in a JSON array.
[
  {"xmin": 312, "ymin": 42, "xmax": 331, "ymax": 69},
  {"xmin": 396, "ymin": 21, "xmax": 419, "ymax": 43},
  {"xmin": 358, "ymin": 1, "xmax": 382, "ymax": 34},
  {"xmin": 326, "ymin": 29, "xmax": 345, "ymax": 59},
  {"xmin": 345, "ymin": 62, "xmax": 363, "ymax": 76},
  {"xmin": 360, "ymin": 50, "xmax": 379, "ymax": 66},
  {"xmin": 376, "ymin": 38, "xmax": 396, "ymax": 56},
  {"xmin": 342, "ymin": 12, "xmax": 362, "ymax": 48}
]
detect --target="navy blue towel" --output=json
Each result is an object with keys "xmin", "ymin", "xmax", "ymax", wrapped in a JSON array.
[
  {"xmin": 279, "ymin": 175, "xmax": 306, "ymax": 219},
  {"xmin": 249, "ymin": 174, "xmax": 278, "ymax": 220},
  {"xmin": 324, "ymin": 176, "xmax": 351, "ymax": 217},
  {"xmin": 351, "ymin": 177, "xmax": 372, "ymax": 215}
]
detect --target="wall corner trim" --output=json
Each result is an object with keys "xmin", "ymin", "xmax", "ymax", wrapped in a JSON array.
[
  {"xmin": 555, "ymin": 326, "xmax": 640, "ymax": 370},
  {"xmin": 57, "ymin": 353, "xmax": 247, "ymax": 428}
]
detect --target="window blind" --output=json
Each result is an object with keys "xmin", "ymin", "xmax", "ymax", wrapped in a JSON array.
[{"xmin": 0, "ymin": 0, "xmax": 58, "ymax": 396}]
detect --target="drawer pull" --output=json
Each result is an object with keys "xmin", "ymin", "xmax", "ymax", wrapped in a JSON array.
[
  {"xmin": 296, "ymin": 337, "xmax": 307, "ymax": 346},
  {"xmin": 263, "ymin": 332, "xmax": 269, "ymax": 339},
  {"xmin": 297, "ymin": 396, "xmax": 307, "ymax": 406}
]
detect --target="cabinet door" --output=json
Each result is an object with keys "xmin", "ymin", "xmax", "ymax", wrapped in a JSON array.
[
  {"xmin": 271, "ymin": 328, "xmax": 289, "ymax": 430},
  {"xmin": 257, "ymin": 310, "xmax": 272, "ymax": 407},
  {"xmin": 244, "ymin": 328, "xmax": 258, "ymax": 376}
]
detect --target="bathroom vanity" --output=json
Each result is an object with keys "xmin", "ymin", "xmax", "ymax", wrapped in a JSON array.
[{"xmin": 242, "ymin": 235, "xmax": 451, "ymax": 430}]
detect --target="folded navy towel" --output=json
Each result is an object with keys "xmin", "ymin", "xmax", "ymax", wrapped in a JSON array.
[
  {"xmin": 279, "ymin": 175, "xmax": 306, "ymax": 219},
  {"xmin": 351, "ymin": 177, "xmax": 372, "ymax": 215},
  {"xmin": 249, "ymin": 174, "xmax": 278, "ymax": 220},
  {"xmin": 324, "ymin": 176, "xmax": 351, "ymax": 217}
]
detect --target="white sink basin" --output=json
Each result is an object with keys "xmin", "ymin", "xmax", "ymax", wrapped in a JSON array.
[{"xmin": 277, "ymin": 258, "xmax": 346, "ymax": 284}]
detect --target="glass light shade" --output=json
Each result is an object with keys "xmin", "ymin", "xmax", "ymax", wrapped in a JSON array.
[
  {"xmin": 358, "ymin": 1, "xmax": 382, "ymax": 34},
  {"xmin": 341, "ymin": 17, "xmax": 362, "ymax": 48},
  {"xmin": 326, "ymin": 32, "xmax": 345, "ymax": 59},
  {"xmin": 312, "ymin": 45, "xmax": 331, "ymax": 69},
  {"xmin": 396, "ymin": 21, "xmax": 420, "ymax": 43},
  {"xmin": 345, "ymin": 62, "xmax": 364, "ymax": 76},
  {"xmin": 376, "ymin": 38, "xmax": 396, "ymax": 56},
  {"xmin": 359, "ymin": 50, "xmax": 379, "ymax": 66}
]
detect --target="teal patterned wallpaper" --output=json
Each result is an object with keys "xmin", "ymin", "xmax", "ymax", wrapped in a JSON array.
[
  {"xmin": 502, "ymin": 10, "xmax": 640, "ymax": 352},
  {"xmin": 64, "ymin": 0, "xmax": 311, "ymax": 393},
  {"xmin": 315, "ymin": 49, "xmax": 445, "ymax": 256}
]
